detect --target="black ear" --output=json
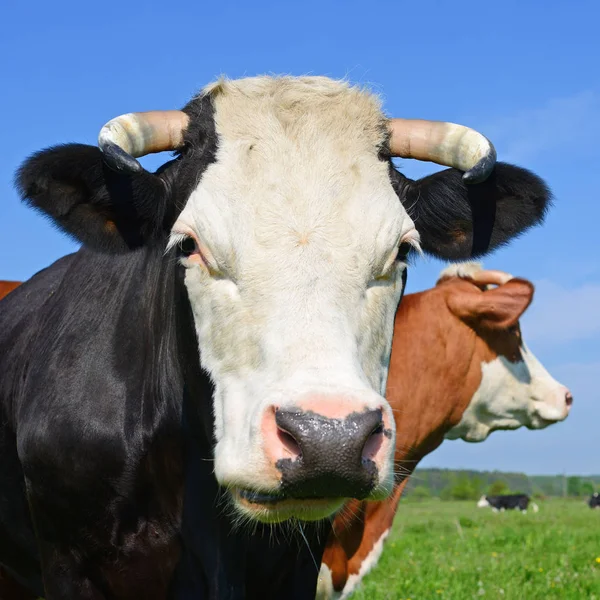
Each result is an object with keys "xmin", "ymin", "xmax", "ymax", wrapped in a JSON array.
[
  {"xmin": 391, "ymin": 162, "xmax": 552, "ymax": 260},
  {"xmin": 16, "ymin": 144, "xmax": 178, "ymax": 253}
]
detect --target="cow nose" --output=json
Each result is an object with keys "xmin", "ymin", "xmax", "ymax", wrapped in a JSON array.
[
  {"xmin": 565, "ymin": 390, "xmax": 573, "ymax": 409},
  {"xmin": 262, "ymin": 405, "xmax": 388, "ymax": 499}
]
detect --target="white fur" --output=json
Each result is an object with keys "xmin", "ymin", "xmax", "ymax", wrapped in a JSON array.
[
  {"xmin": 477, "ymin": 495, "xmax": 490, "ymax": 508},
  {"xmin": 171, "ymin": 77, "xmax": 418, "ymax": 520},
  {"xmin": 445, "ymin": 342, "xmax": 570, "ymax": 442},
  {"xmin": 315, "ymin": 564, "xmax": 337, "ymax": 600}
]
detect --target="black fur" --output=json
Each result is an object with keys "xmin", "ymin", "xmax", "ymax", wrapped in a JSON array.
[
  {"xmin": 483, "ymin": 494, "xmax": 532, "ymax": 512},
  {"xmin": 390, "ymin": 162, "xmax": 551, "ymax": 259},
  {"xmin": 15, "ymin": 94, "xmax": 219, "ymax": 255},
  {"xmin": 15, "ymin": 144, "xmax": 174, "ymax": 253}
]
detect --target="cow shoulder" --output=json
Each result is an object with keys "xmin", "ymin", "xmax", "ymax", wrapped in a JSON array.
[{"xmin": 12, "ymin": 248, "xmax": 186, "ymax": 485}]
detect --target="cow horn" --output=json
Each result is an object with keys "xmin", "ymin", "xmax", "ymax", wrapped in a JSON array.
[
  {"xmin": 389, "ymin": 118, "xmax": 497, "ymax": 184},
  {"xmin": 468, "ymin": 269, "xmax": 513, "ymax": 287},
  {"xmin": 98, "ymin": 111, "xmax": 190, "ymax": 173}
]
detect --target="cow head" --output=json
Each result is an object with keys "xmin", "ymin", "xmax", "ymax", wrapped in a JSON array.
[
  {"xmin": 16, "ymin": 76, "xmax": 551, "ymax": 523},
  {"xmin": 442, "ymin": 263, "xmax": 572, "ymax": 443},
  {"xmin": 477, "ymin": 495, "xmax": 491, "ymax": 508}
]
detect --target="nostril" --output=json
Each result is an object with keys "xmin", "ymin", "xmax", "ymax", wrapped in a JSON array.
[
  {"xmin": 565, "ymin": 391, "xmax": 573, "ymax": 407},
  {"xmin": 277, "ymin": 427, "xmax": 302, "ymax": 460},
  {"xmin": 362, "ymin": 423, "xmax": 384, "ymax": 463}
]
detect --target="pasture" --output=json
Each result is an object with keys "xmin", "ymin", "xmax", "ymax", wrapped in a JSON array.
[{"xmin": 351, "ymin": 499, "xmax": 599, "ymax": 600}]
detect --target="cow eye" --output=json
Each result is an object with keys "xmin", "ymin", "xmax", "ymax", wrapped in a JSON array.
[
  {"xmin": 177, "ymin": 236, "xmax": 198, "ymax": 257},
  {"xmin": 396, "ymin": 242, "xmax": 413, "ymax": 263}
]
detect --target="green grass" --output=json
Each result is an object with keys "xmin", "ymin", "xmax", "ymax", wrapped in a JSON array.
[{"xmin": 351, "ymin": 499, "xmax": 600, "ymax": 600}]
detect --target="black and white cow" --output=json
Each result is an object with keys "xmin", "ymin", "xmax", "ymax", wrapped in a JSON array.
[
  {"xmin": 0, "ymin": 76, "xmax": 551, "ymax": 598},
  {"xmin": 589, "ymin": 493, "xmax": 600, "ymax": 508},
  {"xmin": 477, "ymin": 494, "xmax": 539, "ymax": 513}
]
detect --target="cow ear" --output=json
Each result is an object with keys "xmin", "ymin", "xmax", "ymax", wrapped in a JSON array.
[
  {"xmin": 16, "ymin": 144, "xmax": 177, "ymax": 253},
  {"xmin": 447, "ymin": 278, "xmax": 534, "ymax": 329},
  {"xmin": 393, "ymin": 163, "xmax": 551, "ymax": 260}
]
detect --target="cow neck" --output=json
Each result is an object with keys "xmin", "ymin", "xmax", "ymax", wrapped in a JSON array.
[{"xmin": 387, "ymin": 286, "xmax": 482, "ymax": 476}]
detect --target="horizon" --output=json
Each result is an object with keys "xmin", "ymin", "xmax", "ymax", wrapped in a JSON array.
[
  {"xmin": 1, "ymin": 0, "xmax": 598, "ymax": 474},
  {"xmin": 414, "ymin": 467, "xmax": 600, "ymax": 478}
]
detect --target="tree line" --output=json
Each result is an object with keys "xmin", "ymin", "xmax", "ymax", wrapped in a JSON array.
[{"xmin": 403, "ymin": 469, "xmax": 600, "ymax": 501}]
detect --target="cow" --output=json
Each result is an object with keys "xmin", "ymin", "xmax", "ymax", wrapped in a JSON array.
[
  {"xmin": 477, "ymin": 493, "xmax": 538, "ymax": 513},
  {"xmin": 316, "ymin": 263, "xmax": 570, "ymax": 599},
  {"xmin": 589, "ymin": 493, "xmax": 600, "ymax": 508},
  {"xmin": 0, "ymin": 75, "xmax": 552, "ymax": 599},
  {"xmin": 0, "ymin": 281, "xmax": 20, "ymax": 301}
]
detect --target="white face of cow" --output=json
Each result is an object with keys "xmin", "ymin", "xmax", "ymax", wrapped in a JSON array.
[
  {"xmin": 442, "ymin": 265, "xmax": 572, "ymax": 444},
  {"xmin": 477, "ymin": 495, "xmax": 490, "ymax": 508},
  {"xmin": 447, "ymin": 342, "xmax": 572, "ymax": 443},
  {"xmin": 170, "ymin": 77, "xmax": 417, "ymax": 522}
]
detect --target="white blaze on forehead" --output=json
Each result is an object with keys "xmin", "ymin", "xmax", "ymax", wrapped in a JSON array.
[
  {"xmin": 171, "ymin": 76, "xmax": 411, "ymax": 497},
  {"xmin": 174, "ymin": 76, "xmax": 413, "ymax": 274}
]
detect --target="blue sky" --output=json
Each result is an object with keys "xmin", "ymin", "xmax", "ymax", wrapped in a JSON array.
[{"xmin": 1, "ymin": 0, "xmax": 598, "ymax": 474}]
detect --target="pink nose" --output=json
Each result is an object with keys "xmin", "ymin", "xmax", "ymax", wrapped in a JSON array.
[{"xmin": 261, "ymin": 396, "xmax": 392, "ymax": 499}]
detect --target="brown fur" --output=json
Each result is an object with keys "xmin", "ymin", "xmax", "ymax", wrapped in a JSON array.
[{"xmin": 0, "ymin": 281, "xmax": 20, "ymax": 302}]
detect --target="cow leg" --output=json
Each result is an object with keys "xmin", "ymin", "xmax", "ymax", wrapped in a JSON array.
[
  {"xmin": 344, "ymin": 482, "xmax": 407, "ymax": 592},
  {"xmin": 318, "ymin": 531, "xmax": 354, "ymax": 599},
  {"xmin": 21, "ymin": 486, "xmax": 108, "ymax": 600},
  {"xmin": 492, "ymin": 507, "xmax": 499, "ymax": 513},
  {"xmin": 319, "ymin": 499, "xmax": 367, "ymax": 597},
  {"xmin": 321, "ymin": 480, "xmax": 406, "ymax": 598}
]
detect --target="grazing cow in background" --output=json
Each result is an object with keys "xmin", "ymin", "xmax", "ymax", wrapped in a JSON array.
[
  {"xmin": 589, "ymin": 493, "xmax": 600, "ymax": 508},
  {"xmin": 317, "ymin": 263, "xmax": 571, "ymax": 599},
  {"xmin": 477, "ymin": 493, "xmax": 538, "ymax": 513},
  {"xmin": 0, "ymin": 281, "xmax": 20, "ymax": 301},
  {"xmin": 0, "ymin": 76, "xmax": 552, "ymax": 599}
]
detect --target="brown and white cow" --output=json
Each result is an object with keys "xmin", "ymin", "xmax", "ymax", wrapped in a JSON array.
[{"xmin": 317, "ymin": 263, "xmax": 572, "ymax": 599}]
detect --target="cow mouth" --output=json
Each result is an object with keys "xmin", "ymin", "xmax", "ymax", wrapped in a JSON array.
[
  {"xmin": 238, "ymin": 488, "xmax": 287, "ymax": 504},
  {"xmin": 529, "ymin": 414, "xmax": 561, "ymax": 429},
  {"xmin": 231, "ymin": 488, "xmax": 344, "ymax": 522}
]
